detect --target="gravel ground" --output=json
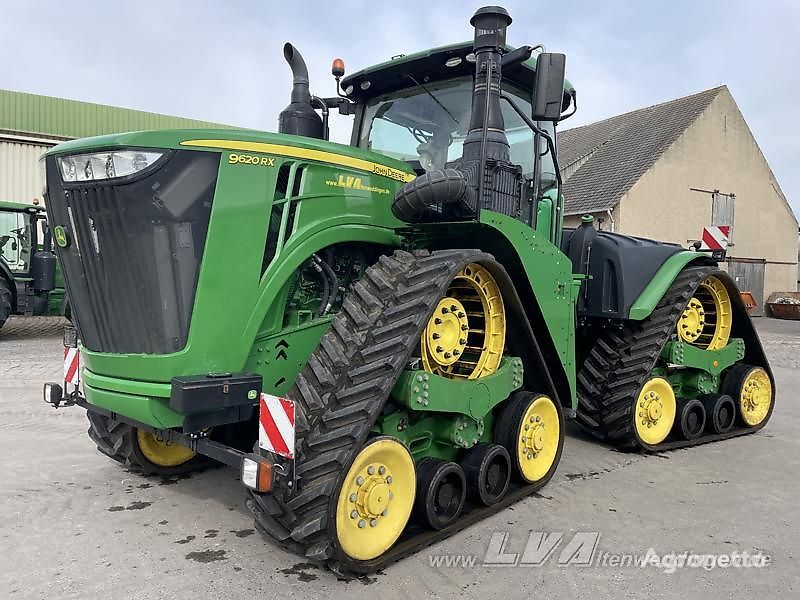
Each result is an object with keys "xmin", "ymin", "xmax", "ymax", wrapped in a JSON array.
[{"xmin": 1, "ymin": 315, "xmax": 798, "ymax": 599}]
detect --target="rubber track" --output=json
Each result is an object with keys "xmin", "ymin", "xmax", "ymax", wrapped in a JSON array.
[
  {"xmin": 575, "ymin": 265, "xmax": 770, "ymax": 451},
  {"xmin": 248, "ymin": 249, "xmax": 556, "ymax": 575},
  {"xmin": 86, "ymin": 411, "xmax": 210, "ymax": 476}
]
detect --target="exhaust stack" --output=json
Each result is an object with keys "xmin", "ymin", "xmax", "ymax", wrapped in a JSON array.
[{"xmin": 278, "ymin": 43, "xmax": 324, "ymax": 139}]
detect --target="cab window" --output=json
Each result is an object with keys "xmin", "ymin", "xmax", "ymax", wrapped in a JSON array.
[
  {"xmin": 361, "ymin": 77, "xmax": 536, "ymax": 176},
  {"xmin": 0, "ymin": 210, "xmax": 32, "ymax": 273}
]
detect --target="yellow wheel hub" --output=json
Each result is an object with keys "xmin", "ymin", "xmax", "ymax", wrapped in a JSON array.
[
  {"xmin": 739, "ymin": 367, "xmax": 772, "ymax": 427},
  {"xmin": 135, "ymin": 430, "xmax": 196, "ymax": 468},
  {"xmin": 420, "ymin": 263, "xmax": 506, "ymax": 379},
  {"xmin": 677, "ymin": 276, "xmax": 732, "ymax": 350},
  {"xmin": 422, "ymin": 298, "xmax": 469, "ymax": 367},
  {"xmin": 634, "ymin": 377, "xmax": 676, "ymax": 445},
  {"xmin": 517, "ymin": 395, "xmax": 560, "ymax": 483},
  {"xmin": 335, "ymin": 437, "xmax": 415, "ymax": 561}
]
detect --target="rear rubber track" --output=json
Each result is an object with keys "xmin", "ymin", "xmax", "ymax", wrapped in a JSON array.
[
  {"xmin": 575, "ymin": 264, "xmax": 769, "ymax": 451},
  {"xmin": 248, "ymin": 249, "xmax": 556, "ymax": 575}
]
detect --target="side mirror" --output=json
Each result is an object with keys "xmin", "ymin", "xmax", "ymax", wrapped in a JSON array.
[{"xmin": 532, "ymin": 53, "xmax": 566, "ymax": 121}]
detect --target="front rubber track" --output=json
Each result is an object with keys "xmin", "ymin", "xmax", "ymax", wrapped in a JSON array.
[
  {"xmin": 86, "ymin": 411, "xmax": 211, "ymax": 476},
  {"xmin": 248, "ymin": 249, "xmax": 552, "ymax": 575},
  {"xmin": 575, "ymin": 264, "xmax": 773, "ymax": 451}
]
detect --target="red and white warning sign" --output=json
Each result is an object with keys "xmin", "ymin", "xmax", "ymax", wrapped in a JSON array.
[
  {"xmin": 259, "ymin": 393, "xmax": 295, "ymax": 459},
  {"xmin": 700, "ymin": 225, "xmax": 730, "ymax": 251},
  {"xmin": 64, "ymin": 346, "xmax": 80, "ymax": 386}
]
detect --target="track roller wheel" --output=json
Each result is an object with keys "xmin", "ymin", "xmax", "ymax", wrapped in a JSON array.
[
  {"xmin": 413, "ymin": 458, "xmax": 466, "ymax": 530},
  {"xmin": 701, "ymin": 393, "xmax": 736, "ymax": 434},
  {"xmin": 496, "ymin": 392, "xmax": 563, "ymax": 484},
  {"xmin": 633, "ymin": 377, "xmax": 676, "ymax": 446},
  {"xmin": 672, "ymin": 398, "xmax": 706, "ymax": 440},
  {"xmin": 334, "ymin": 437, "xmax": 416, "ymax": 561},
  {"xmin": 461, "ymin": 443, "xmax": 511, "ymax": 506},
  {"xmin": 722, "ymin": 364, "xmax": 774, "ymax": 428}
]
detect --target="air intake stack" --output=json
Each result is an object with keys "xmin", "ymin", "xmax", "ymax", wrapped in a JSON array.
[
  {"xmin": 461, "ymin": 6, "xmax": 512, "ymax": 168},
  {"xmin": 392, "ymin": 6, "xmax": 524, "ymax": 223}
]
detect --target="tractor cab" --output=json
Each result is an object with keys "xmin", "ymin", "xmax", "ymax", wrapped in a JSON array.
[
  {"xmin": 310, "ymin": 40, "xmax": 573, "ymax": 243},
  {"xmin": 344, "ymin": 42, "xmax": 564, "ymax": 181},
  {"xmin": 0, "ymin": 201, "xmax": 35, "ymax": 274},
  {"xmin": 0, "ymin": 201, "xmax": 62, "ymax": 328}
]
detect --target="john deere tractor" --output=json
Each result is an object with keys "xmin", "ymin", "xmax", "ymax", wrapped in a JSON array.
[
  {"xmin": 42, "ymin": 6, "xmax": 773, "ymax": 574},
  {"xmin": 0, "ymin": 200, "xmax": 64, "ymax": 331}
]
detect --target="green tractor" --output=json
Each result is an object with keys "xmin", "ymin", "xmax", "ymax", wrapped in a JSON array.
[
  {"xmin": 43, "ymin": 6, "xmax": 773, "ymax": 574},
  {"xmin": 0, "ymin": 200, "xmax": 65, "ymax": 331}
]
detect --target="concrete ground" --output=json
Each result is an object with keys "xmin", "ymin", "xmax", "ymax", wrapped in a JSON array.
[{"xmin": 1, "ymin": 316, "xmax": 798, "ymax": 600}]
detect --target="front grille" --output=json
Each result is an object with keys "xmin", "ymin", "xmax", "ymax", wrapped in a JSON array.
[{"xmin": 46, "ymin": 150, "xmax": 220, "ymax": 354}]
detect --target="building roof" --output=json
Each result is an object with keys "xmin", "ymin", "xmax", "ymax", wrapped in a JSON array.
[
  {"xmin": 557, "ymin": 86, "xmax": 725, "ymax": 216},
  {"xmin": 0, "ymin": 89, "xmax": 232, "ymax": 141}
]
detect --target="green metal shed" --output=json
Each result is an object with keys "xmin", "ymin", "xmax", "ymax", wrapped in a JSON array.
[{"xmin": 0, "ymin": 89, "xmax": 232, "ymax": 204}]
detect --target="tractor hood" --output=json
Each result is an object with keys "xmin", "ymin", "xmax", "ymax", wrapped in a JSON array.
[{"xmin": 45, "ymin": 128, "xmax": 416, "ymax": 184}]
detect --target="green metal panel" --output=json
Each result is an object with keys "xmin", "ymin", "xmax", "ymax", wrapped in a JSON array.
[
  {"xmin": 0, "ymin": 89, "xmax": 233, "ymax": 139},
  {"xmin": 628, "ymin": 252, "xmax": 709, "ymax": 320},
  {"xmin": 660, "ymin": 338, "xmax": 745, "ymax": 377},
  {"xmin": 49, "ymin": 130, "xmax": 407, "ymax": 428}
]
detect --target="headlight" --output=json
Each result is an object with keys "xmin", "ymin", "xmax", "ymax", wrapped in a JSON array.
[{"xmin": 57, "ymin": 150, "xmax": 164, "ymax": 182}]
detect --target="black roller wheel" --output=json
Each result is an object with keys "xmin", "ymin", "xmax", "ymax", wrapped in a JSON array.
[
  {"xmin": 672, "ymin": 398, "xmax": 706, "ymax": 440},
  {"xmin": 413, "ymin": 458, "xmax": 466, "ymax": 530},
  {"xmin": 701, "ymin": 393, "xmax": 736, "ymax": 434},
  {"xmin": 462, "ymin": 443, "xmax": 511, "ymax": 506}
]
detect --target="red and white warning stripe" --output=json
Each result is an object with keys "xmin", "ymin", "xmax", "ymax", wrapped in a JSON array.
[
  {"xmin": 258, "ymin": 393, "xmax": 295, "ymax": 459},
  {"xmin": 700, "ymin": 225, "xmax": 730, "ymax": 251},
  {"xmin": 64, "ymin": 346, "xmax": 80, "ymax": 386}
]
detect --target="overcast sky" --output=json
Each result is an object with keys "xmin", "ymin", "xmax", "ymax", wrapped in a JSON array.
[{"xmin": 3, "ymin": 0, "xmax": 798, "ymax": 218}]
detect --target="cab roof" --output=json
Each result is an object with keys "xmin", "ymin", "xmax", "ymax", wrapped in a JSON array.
[
  {"xmin": 0, "ymin": 200, "xmax": 42, "ymax": 212},
  {"xmin": 341, "ymin": 41, "xmax": 574, "ymax": 101}
]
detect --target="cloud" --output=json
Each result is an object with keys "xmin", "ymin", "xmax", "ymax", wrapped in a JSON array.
[{"xmin": 2, "ymin": 0, "xmax": 797, "ymax": 217}]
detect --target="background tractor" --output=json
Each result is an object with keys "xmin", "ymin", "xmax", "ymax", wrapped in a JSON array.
[
  {"xmin": 0, "ymin": 200, "xmax": 65, "ymax": 331},
  {"xmin": 42, "ymin": 5, "xmax": 773, "ymax": 574}
]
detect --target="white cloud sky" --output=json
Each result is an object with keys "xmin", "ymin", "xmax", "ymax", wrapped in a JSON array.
[{"xmin": 2, "ymin": 0, "xmax": 798, "ymax": 219}]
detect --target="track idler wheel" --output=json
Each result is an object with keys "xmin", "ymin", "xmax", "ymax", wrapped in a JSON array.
[
  {"xmin": 672, "ymin": 398, "xmax": 706, "ymax": 440},
  {"xmin": 461, "ymin": 443, "xmax": 511, "ymax": 506},
  {"xmin": 496, "ymin": 392, "xmax": 563, "ymax": 484},
  {"xmin": 413, "ymin": 459, "xmax": 466, "ymax": 530},
  {"xmin": 632, "ymin": 377, "xmax": 677, "ymax": 446},
  {"xmin": 701, "ymin": 393, "xmax": 736, "ymax": 434},
  {"xmin": 334, "ymin": 437, "xmax": 416, "ymax": 561},
  {"xmin": 722, "ymin": 364, "xmax": 774, "ymax": 428}
]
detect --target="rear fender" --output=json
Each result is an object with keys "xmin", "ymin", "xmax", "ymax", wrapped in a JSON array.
[{"xmin": 628, "ymin": 252, "xmax": 715, "ymax": 320}]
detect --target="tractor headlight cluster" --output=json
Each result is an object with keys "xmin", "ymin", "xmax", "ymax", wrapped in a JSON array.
[{"xmin": 57, "ymin": 150, "xmax": 164, "ymax": 183}]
